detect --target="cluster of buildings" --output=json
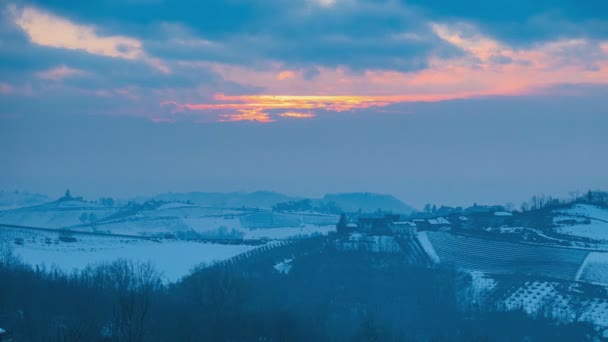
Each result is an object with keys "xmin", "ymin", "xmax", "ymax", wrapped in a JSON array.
[{"xmin": 338, "ymin": 205, "xmax": 519, "ymax": 237}]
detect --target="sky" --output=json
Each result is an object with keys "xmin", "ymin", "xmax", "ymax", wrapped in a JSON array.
[{"xmin": 0, "ymin": 0, "xmax": 607, "ymax": 209}]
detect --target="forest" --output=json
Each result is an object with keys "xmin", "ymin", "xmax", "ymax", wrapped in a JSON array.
[{"xmin": 0, "ymin": 241, "xmax": 596, "ymax": 341}]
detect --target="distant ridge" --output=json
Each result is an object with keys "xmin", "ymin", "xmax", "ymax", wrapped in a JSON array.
[
  {"xmin": 322, "ymin": 192, "xmax": 414, "ymax": 214},
  {"xmin": 145, "ymin": 191, "xmax": 414, "ymax": 213},
  {"xmin": 146, "ymin": 191, "xmax": 301, "ymax": 209},
  {"xmin": 0, "ymin": 191, "xmax": 50, "ymax": 211}
]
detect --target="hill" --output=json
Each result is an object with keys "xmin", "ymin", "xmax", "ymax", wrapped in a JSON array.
[
  {"xmin": 0, "ymin": 191, "xmax": 50, "ymax": 211},
  {"xmin": 322, "ymin": 192, "xmax": 414, "ymax": 214},
  {"xmin": 144, "ymin": 191, "xmax": 300, "ymax": 209},
  {"xmin": 553, "ymin": 204, "xmax": 608, "ymax": 241}
]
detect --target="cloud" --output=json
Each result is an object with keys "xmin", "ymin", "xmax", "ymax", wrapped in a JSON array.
[
  {"xmin": 2, "ymin": 1, "xmax": 607, "ymax": 125},
  {"xmin": 279, "ymin": 112, "xmax": 316, "ymax": 118},
  {"xmin": 160, "ymin": 92, "xmax": 481, "ymax": 123},
  {"xmin": 37, "ymin": 65, "xmax": 88, "ymax": 80},
  {"xmin": 313, "ymin": 0, "xmax": 337, "ymax": 8},
  {"xmin": 9, "ymin": 5, "xmax": 169, "ymax": 73},
  {"xmin": 0, "ymin": 83, "xmax": 15, "ymax": 94},
  {"xmin": 277, "ymin": 70, "xmax": 296, "ymax": 80},
  {"xmin": 156, "ymin": 21, "xmax": 608, "ymax": 123}
]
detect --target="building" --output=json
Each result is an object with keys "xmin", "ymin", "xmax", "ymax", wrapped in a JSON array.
[
  {"xmin": 357, "ymin": 213, "xmax": 400, "ymax": 235},
  {"xmin": 428, "ymin": 217, "xmax": 451, "ymax": 231},
  {"xmin": 447, "ymin": 214, "xmax": 469, "ymax": 229},
  {"xmin": 390, "ymin": 221, "xmax": 417, "ymax": 236},
  {"xmin": 467, "ymin": 211, "xmax": 514, "ymax": 228}
]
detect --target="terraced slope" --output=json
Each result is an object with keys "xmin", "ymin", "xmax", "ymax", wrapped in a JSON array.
[
  {"xmin": 398, "ymin": 237, "xmax": 434, "ymax": 267},
  {"xmin": 425, "ymin": 232, "xmax": 589, "ymax": 281}
]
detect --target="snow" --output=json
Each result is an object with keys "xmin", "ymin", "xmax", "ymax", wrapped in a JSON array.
[
  {"xmin": 494, "ymin": 211, "xmax": 513, "ymax": 217},
  {"xmin": 580, "ymin": 252, "xmax": 608, "ymax": 285},
  {"xmin": 554, "ymin": 204, "xmax": 608, "ymax": 241},
  {"xmin": 436, "ymin": 217, "xmax": 450, "ymax": 224},
  {"xmin": 243, "ymin": 224, "xmax": 335, "ymax": 239},
  {"xmin": 274, "ymin": 259, "xmax": 293, "ymax": 274},
  {"xmin": 467, "ymin": 271, "xmax": 497, "ymax": 304},
  {"xmin": 393, "ymin": 221, "xmax": 415, "ymax": 227},
  {"xmin": 501, "ymin": 281, "xmax": 608, "ymax": 327},
  {"xmin": 0, "ymin": 201, "xmax": 116, "ymax": 229},
  {"xmin": 2, "ymin": 228, "xmax": 255, "ymax": 282},
  {"xmin": 556, "ymin": 222, "xmax": 608, "ymax": 241},
  {"xmin": 0, "ymin": 190, "xmax": 49, "ymax": 211},
  {"xmin": 469, "ymin": 271, "xmax": 496, "ymax": 292},
  {"xmin": 557, "ymin": 204, "xmax": 608, "ymax": 222},
  {"xmin": 416, "ymin": 232, "xmax": 440, "ymax": 263},
  {"xmin": 156, "ymin": 202, "xmax": 197, "ymax": 210}
]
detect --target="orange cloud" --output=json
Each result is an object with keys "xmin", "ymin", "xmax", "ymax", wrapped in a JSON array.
[
  {"xmin": 161, "ymin": 91, "xmax": 496, "ymax": 123},
  {"xmin": 219, "ymin": 108, "xmax": 274, "ymax": 123},
  {"xmin": 0, "ymin": 83, "xmax": 14, "ymax": 95},
  {"xmin": 160, "ymin": 21, "xmax": 608, "ymax": 123},
  {"xmin": 279, "ymin": 112, "xmax": 316, "ymax": 118},
  {"xmin": 277, "ymin": 71, "xmax": 296, "ymax": 80}
]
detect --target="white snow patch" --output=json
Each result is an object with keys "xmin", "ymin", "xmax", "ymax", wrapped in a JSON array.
[
  {"xmin": 556, "ymin": 222, "xmax": 608, "ymax": 241},
  {"xmin": 274, "ymin": 258, "xmax": 293, "ymax": 274},
  {"xmin": 554, "ymin": 204, "xmax": 608, "ymax": 241},
  {"xmin": 580, "ymin": 252, "xmax": 608, "ymax": 284},
  {"xmin": 417, "ymin": 231, "xmax": 440, "ymax": 263},
  {"xmin": 557, "ymin": 204, "xmax": 608, "ymax": 222}
]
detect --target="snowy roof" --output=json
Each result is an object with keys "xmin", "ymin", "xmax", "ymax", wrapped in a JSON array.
[
  {"xmin": 494, "ymin": 211, "xmax": 513, "ymax": 217},
  {"xmin": 0, "ymin": 328, "xmax": 6, "ymax": 334},
  {"xmin": 459, "ymin": 216, "xmax": 468, "ymax": 221},
  {"xmin": 393, "ymin": 221, "xmax": 416, "ymax": 227},
  {"xmin": 436, "ymin": 217, "xmax": 450, "ymax": 224},
  {"xmin": 429, "ymin": 217, "xmax": 450, "ymax": 225},
  {"xmin": 346, "ymin": 223, "xmax": 358, "ymax": 228}
]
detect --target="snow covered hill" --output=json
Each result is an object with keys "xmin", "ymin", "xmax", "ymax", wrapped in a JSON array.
[
  {"xmin": 138, "ymin": 191, "xmax": 299, "ymax": 209},
  {"xmin": 0, "ymin": 198, "xmax": 338, "ymax": 239},
  {"xmin": 0, "ymin": 198, "xmax": 117, "ymax": 229},
  {"xmin": 0, "ymin": 191, "xmax": 50, "ymax": 210},
  {"xmin": 0, "ymin": 227, "xmax": 257, "ymax": 282},
  {"xmin": 554, "ymin": 204, "xmax": 608, "ymax": 241}
]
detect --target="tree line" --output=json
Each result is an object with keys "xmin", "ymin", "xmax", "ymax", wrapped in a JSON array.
[{"xmin": 0, "ymin": 241, "xmax": 596, "ymax": 341}]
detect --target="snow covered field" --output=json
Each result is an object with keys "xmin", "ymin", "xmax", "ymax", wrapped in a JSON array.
[
  {"xmin": 554, "ymin": 204, "xmax": 608, "ymax": 241},
  {"xmin": 580, "ymin": 252, "xmax": 608, "ymax": 285},
  {"xmin": 0, "ymin": 200, "xmax": 337, "ymax": 239},
  {"xmin": 1, "ymin": 228, "xmax": 256, "ymax": 282}
]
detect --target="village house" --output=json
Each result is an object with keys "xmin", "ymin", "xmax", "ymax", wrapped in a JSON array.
[
  {"xmin": 427, "ymin": 217, "xmax": 451, "ymax": 231},
  {"xmin": 447, "ymin": 214, "xmax": 469, "ymax": 229},
  {"xmin": 466, "ymin": 210, "xmax": 514, "ymax": 228},
  {"xmin": 357, "ymin": 213, "xmax": 400, "ymax": 235},
  {"xmin": 390, "ymin": 221, "xmax": 417, "ymax": 236}
]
